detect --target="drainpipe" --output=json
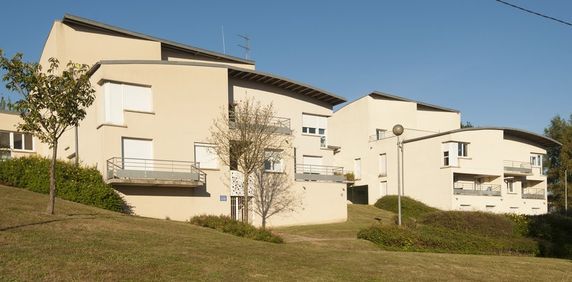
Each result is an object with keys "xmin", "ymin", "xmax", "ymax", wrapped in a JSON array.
[{"xmin": 75, "ymin": 125, "xmax": 79, "ymax": 166}]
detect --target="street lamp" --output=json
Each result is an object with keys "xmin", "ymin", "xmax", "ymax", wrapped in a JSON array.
[{"xmin": 392, "ymin": 124, "xmax": 404, "ymax": 226}]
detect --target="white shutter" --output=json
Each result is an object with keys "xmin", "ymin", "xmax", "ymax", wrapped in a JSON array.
[
  {"xmin": 302, "ymin": 155, "xmax": 322, "ymax": 173},
  {"xmin": 123, "ymin": 84, "xmax": 153, "ymax": 112},
  {"xmin": 302, "ymin": 114, "xmax": 318, "ymax": 128},
  {"xmin": 354, "ymin": 158, "xmax": 362, "ymax": 179},
  {"xmin": 316, "ymin": 116, "xmax": 327, "ymax": 129},
  {"xmin": 122, "ymin": 138, "xmax": 153, "ymax": 170},
  {"xmin": 104, "ymin": 83, "xmax": 124, "ymax": 124},
  {"xmin": 448, "ymin": 142, "xmax": 459, "ymax": 167},
  {"xmin": 195, "ymin": 144, "xmax": 219, "ymax": 169},
  {"xmin": 379, "ymin": 154, "xmax": 387, "ymax": 176}
]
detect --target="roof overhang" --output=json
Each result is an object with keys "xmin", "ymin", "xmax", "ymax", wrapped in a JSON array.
[
  {"xmin": 88, "ymin": 60, "xmax": 346, "ymax": 106},
  {"xmin": 228, "ymin": 68, "xmax": 346, "ymax": 106},
  {"xmin": 369, "ymin": 91, "xmax": 460, "ymax": 113},
  {"xmin": 403, "ymin": 127, "xmax": 561, "ymax": 148},
  {"xmin": 62, "ymin": 14, "xmax": 254, "ymax": 65}
]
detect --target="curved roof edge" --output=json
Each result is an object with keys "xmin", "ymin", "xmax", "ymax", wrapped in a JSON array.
[
  {"xmin": 91, "ymin": 60, "xmax": 346, "ymax": 106},
  {"xmin": 403, "ymin": 127, "xmax": 561, "ymax": 148},
  {"xmin": 62, "ymin": 14, "xmax": 254, "ymax": 65}
]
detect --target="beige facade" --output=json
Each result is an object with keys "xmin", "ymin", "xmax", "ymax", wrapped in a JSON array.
[
  {"xmin": 0, "ymin": 112, "xmax": 38, "ymax": 159},
  {"xmin": 330, "ymin": 92, "xmax": 559, "ymax": 215},
  {"xmin": 31, "ymin": 15, "xmax": 347, "ymax": 227}
]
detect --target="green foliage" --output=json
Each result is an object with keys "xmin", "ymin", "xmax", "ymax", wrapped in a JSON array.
[
  {"xmin": 460, "ymin": 121, "xmax": 474, "ymax": 128},
  {"xmin": 190, "ymin": 215, "xmax": 283, "ymax": 243},
  {"xmin": 526, "ymin": 213, "xmax": 572, "ymax": 259},
  {"xmin": 358, "ymin": 224, "xmax": 538, "ymax": 256},
  {"xmin": 374, "ymin": 196, "xmax": 438, "ymax": 219},
  {"xmin": 0, "ymin": 156, "xmax": 126, "ymax": 212},
  {"xmin": 544, "ymin": 114, "xmax": 572, "ymax": 212},
  {"xmin": 505, "ymin": 213, "xmax": 530, "ymax": 236},
  {"xmin": 421, "ymin": 211, "xmax": 516, "ymax": 237}
]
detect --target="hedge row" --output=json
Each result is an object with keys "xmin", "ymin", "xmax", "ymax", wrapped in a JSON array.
[
  {"xmin": 0, "ymin": 156, "xmax": 126, "ymax": 212},
  {"xmin": 190, "ymin": 215, "xmax": 283, "ymax": 243}
]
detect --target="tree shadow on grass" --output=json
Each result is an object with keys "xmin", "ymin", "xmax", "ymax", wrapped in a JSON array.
[{"xmin": 0, "ymin": 216, "xmax": 98, "ymax": 232}]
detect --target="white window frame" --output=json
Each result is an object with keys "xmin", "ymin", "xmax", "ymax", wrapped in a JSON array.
[
  {"xmin": 458, "ymin": 142, "xmax": 468, "ymax": 157},
  {"xmin": 379, "ymin": 153, "xmax": 387, "ymax": 177},
  {"xmin": 264, "ymin": 150, "xmax": 284, "ymax": 173},
  {"xmin": 194, "ymin": 143, "xmax": 220, "ymax": 170},
  {"xmin": 376, "ymin": 129, "xmax": 386, "ymax": 140},
  {"xmin": 443, "ymin": 151, "xmax": 450, "ymax": 166},
  {"xmin": 530, "ymin": 154, "xmax": 543, "ymax": 167},
  {"xmin": 0, "ymin": 131, "xmax": 34, "ymax": 152},
  {"xmin": 354, "ymin": 158, "xmax": 362, "ymax": 180},
  {"xmin": 103, "ymin": 81, "xmax": 154, "ymax": 125}
]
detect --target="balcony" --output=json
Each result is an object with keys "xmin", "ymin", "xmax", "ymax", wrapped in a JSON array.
[
  {"xmin": 106, "ymin": 157, "xmax": 206, "ymax": 187},
  {"xmin": 229, "ymin": 112, "xmax": 291, "ymax": 135},
  {"xmin": 453, "ymin": 182, "xmax": 501, "ymax": 196},
  {"xmin": 295, "ymin": 164, "xmax": 344, "ymax": 182},
  {"xmin": 522, "ymin": 187, "xmax": 545, "ymax": 200},
  {"xmin": 504, "ymin": 160, "xmax": 532, "ymax": 175}
]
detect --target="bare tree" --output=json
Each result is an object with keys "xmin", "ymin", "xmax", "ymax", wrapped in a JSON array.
[
  {"xmin": 210, "ymin": 97, "xmax": 292, "ymax": 224},
  {"xmin": 252, "ymin": 162, "xmax": 299, "ymax": 229}
]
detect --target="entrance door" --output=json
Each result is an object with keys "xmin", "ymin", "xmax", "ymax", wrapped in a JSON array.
[
  {"xmin": 122, "ymin": 138, "xmax": 153, "ymax": 170},
  {"xmin": 302, "ymin": 155, "xmax": 322, "ymax": 174}
]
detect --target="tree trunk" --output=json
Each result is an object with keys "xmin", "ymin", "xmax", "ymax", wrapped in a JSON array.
[
  {"xmin": 242, "ymin": 172, "xmax": 249, "ymax": 224},
  {"xmin": 261, "ymin": 216, "xmax": 266, "ymax": 230},
  {"xmin": 47, "ymin": 143, "xmax": 57, "ymax": 215}
]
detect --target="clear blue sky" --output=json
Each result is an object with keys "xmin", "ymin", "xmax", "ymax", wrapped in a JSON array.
[{"xmin": 1, "ymin": 0, "xmax": 570, "ymax": 133}]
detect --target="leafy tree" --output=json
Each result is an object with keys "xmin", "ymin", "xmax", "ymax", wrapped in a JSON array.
[
  {"xmin": 544, "ymin": 115, "xmax": 572, "ymax": 212},
  {"xmin": 0, "ymin": 50, "xmax": 95, "ymax": 214},
  {"xmin": 210, "ymin": 97, "xmax": 293, "ymax": 224},
  {"xmin": 461, "ymin": 121, "xmax": 474, "ymax": 128}
]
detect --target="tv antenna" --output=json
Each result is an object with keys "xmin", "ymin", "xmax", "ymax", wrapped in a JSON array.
[{"xmin": 237, "ymin": 34, "xmax": 251, "ymax": 60}]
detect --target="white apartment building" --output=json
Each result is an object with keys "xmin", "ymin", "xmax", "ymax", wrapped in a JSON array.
[{"xmin": 330, "ymin": 92, "xmax": 560, "ymax": 215}]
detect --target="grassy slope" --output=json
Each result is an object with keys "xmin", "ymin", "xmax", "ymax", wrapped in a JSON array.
[{"xmin": 1, "ymin": 185, "xmax": 570, "ymax": 281}]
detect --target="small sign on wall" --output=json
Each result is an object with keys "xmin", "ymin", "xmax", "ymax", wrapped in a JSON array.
[{"xmin": 220, "ymin": 195, "xmax": 228, "ymax": 202}]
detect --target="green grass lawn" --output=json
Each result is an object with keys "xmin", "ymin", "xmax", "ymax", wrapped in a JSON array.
[{"xmin": 1, "ymin": 185, "xmax": 571, "ymax": 281}]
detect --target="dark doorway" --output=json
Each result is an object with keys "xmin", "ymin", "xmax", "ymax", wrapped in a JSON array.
[{"xmin": 347, "ymin": 185, "xmax": 368, "ymax": 204}]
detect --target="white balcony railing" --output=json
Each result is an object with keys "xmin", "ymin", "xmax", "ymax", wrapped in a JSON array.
[
  {"xmin": 522, "ymin": 187, "xmax": 545, "ymax": 199},
  {"xmin": 453, "ymin": 182, "xmax": 501, "ymax": 196},
  {"xmin": 504, "ymin": 160, "xmax": 533, "ymax": 175},
  {"xmin": 106, "ymin": 157, "xmax": 206, "ymax": 186},
  {"xmin": 295, "ymin": 164, "xmax": 344, "ymax": 182}
]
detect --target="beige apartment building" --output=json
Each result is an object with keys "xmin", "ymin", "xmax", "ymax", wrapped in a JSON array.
[
  {"xmin": 330, "ymin": 92, "xmax": 559, "ymax": 215},
  {"xmin": 31, "ymin": 14, "xmax": 349, "ymax": 227},
  {"xmin": 0, "ymin": 111, "xmax": 38, "ymax": 160}
]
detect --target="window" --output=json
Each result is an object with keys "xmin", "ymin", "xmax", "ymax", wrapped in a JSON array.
[
  {"xmin": 264, "ymin": 150, "xmax": 283, "ymax": 172},
  {"xmin": 506, "ymin": 181, "xmax": 514, "ymax": 193},
  {"xmin": 443, "ymin": 151, "xmax": 450, "ymax": 166},
  {"xmin": 320, "ymin": 136, "xmax": 327, "ymax": 148},
  {"xmin": 302, "ymin": 155, "xmax": 322, "ymax": 174},
  {"xmin": 104, "ymin": 82, "xmax": 153, "ymax": 124},
  {"xmin": 379, "ymin": 154, "xmax": 387, "ymax": 176},
  {"xmin": 354, "ymin": 158, "xmax": 362, "ymax": 180},
  {"xmin": 0, "ymin": 132, "xmax": 33, "ymax": 151},
  {"xmin": 0, "ymin": 132, "xmax": 10, "ymax": 149},
  {"xmin": 302, "ymin": 114, "xmax": 327, "ymax": 147},
  {"xmin": 530, "ymin": 154, "xmax": 542, "ymax": 167},
  {"xmin": 195, "ymin": 143, "xmax": 219, "ymax": 169},
  {"xmin": 458, "ymin": 143, "xmax": 468, "ymax": 157},
  {"xmin": 376, "ymin": 129, "xmax": 385, "ymax": 140}
]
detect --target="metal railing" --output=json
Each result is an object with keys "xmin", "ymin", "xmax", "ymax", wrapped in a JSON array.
[
  {"xmin": 295, "ymin": 164, "xmax": 344, "ymax": 182},
  {"xmin": 453, "ymin": 182, "xmax": 502, "ymax": 196},
  {"xmin": 522, "ymin": 187, "xmax": 545, "ymax": 199},
  {"xmin": 228, "ymin": 112, "xmax": 291, "ymax": 134},
  {"xmin": 504, "ymin": 160, "xmax": 533, "ymax": 174},
  {"xmin": 106, "ymin": 157, "xmax": 206, "ymax": 184}
]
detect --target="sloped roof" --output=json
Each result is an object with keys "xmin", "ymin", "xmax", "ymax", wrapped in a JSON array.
[
  {"xmin": 403, "ymin": 127, "xmax": 561, "ymax": 148},
  {"xmin": 62, "ymin": 14, "xmax": 254, "ymax": 65},
  {"xmin": 369, "ymin": 91, "xmax": 460, "ymax": 113},
  {"xmin": 90, "ymin": 60, "xmax": 346, "ymax": 106}
]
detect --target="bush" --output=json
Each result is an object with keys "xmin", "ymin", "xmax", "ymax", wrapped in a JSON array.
[
  {"xmin": 421, "ymin": 211, "xmax": 516, "ymax": 238},
  {"xmin": 374, "ymin": 196, "xmax": 438, "ymax": 219},
  {"xmin": 526, "ymin": 214, "xmax": 572, "ymax": 259},
  {"xmin": 358, "ymin": 225, "xmax": 538, "ymax": 256},
  {"xmin": 190, "ymin": 215, "xmax": 283, "ymax": 243},
  {"xmin": 0, "ymin": 156, "xmax": 126, "ymax": 212}
]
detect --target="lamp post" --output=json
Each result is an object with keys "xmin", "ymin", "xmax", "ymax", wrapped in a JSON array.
[
  {"xmin": 566, "ymin": 168, "xmax": 568, "ymax": 213},
  {"xmin": 392, "ymin": 124, "xmax": 404, "ymax": 226}
]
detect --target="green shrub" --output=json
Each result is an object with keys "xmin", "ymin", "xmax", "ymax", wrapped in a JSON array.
[
  {"xmin": 421, "ymin": 211, "xmax": 516, "ymax": 238},
  {"xmin": 190, "ymin": 215, "xmax": 283, "ymax": 243},
  {"xmin": 527, "ymin": 214, "xmax": 572, "ymax": 259},
  {"xmin": 505, "ymin": 213, "xmax": 530, "ymax": 236},
  {"xmin": 374, "ymin": 196, "xmax": 438, "ymax": 219},
  {"xmin": 0, "ymin": 156, "xmax": 126, "ymax": 212},
  {"xmin": 358, "ymin": 225, "xmax": 538, "ymax": 256}
]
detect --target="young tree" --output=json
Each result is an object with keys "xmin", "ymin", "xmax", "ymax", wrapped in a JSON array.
[
  {"xmin": 0, "ymin": 50, "xmax": 96, "ymax": 214},
  {"xmin": 544, "ymin": 114, "xmax": 572, "ymax": 212},
  {"xmin": 210, "ymin": 97, "xmax": 292, "ymax": 224},
  {"xmin": 252, "ymin": 163, "xmax": 299, "ymax": 229}
]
